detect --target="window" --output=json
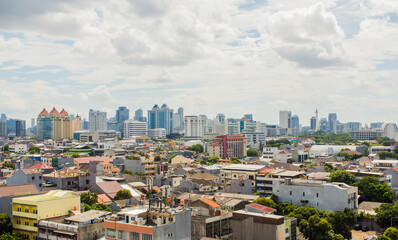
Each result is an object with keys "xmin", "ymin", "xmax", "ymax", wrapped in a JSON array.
[
  {"xmin": 106, "ymin": 228, "xmax": 116, "ymax": 238},
  {"xmin": 168, "ymin": 217, "xmax": 173, "ymax": 222},
  {"xmin": 25, "ymin": 209, "xmax": 29, "ymax": 213},
  {"xmin": 39, "ymin": 176, "xmax": 42, "ymax": 179},
  {"xmin": 290, "ymin": 191, "xmax": 292, "ymax": 196},
  {"xmin": 249, "ymin": 175, "xmax": 254, "ymax": 180},
  {"xmin": 25, "ymin": 221, "xmax": 29, "ymax": 226},
  {"xmin": 17, "ymin": 207, "xmax": 21, "ymax": 212},
  {"xmin": 32, "ymin": 176, "xmax": 35, "ymax": 180},
  {"xmin": 316, "ymin": 193, "xmax": 319, "ymax": 198},
  {"xmin": 303, "ymin": 192, "xmax": 305, "ymax": 196},
  {"xmin": 130, "ymin": 232, "xmax": 140, "ymax": 240},
  {"xmin": 142, "ymin": 234, "xmax": 153, "ymax": 240},
  {"xmin": 117, "ymin": 230, "xmax": 127, "ymax": 240},
  {"xmin": 317, "ymin": 202, "xmax": 319, "ymax": 206},
  {"xmin": 16, "ymin": 219, "xmax": 21, "ymax": 225},
  {"xmin": 168, "ymin": 233, "xmax": 173, "ymax": 238}
]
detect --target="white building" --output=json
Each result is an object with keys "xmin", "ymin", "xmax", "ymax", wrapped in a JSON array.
[
  {"xmin": 124, "ymin": 119, "xmax": 147, "ymax": 138},
  {"xmin": 262, "ymin": 147, "xmax": 279, "ymax": 159},
  {"xmin": 273, "ymin": 179, "xmax": 358, "ymax": 212},
  {"xmin": 9, "ymin": 144, "xmax": 28, "ymax": 153},
  {"xmin": 89, "ymin": 110, "xmax": 107, "ymax": 131},
  {"xmin": 184, "ymin": 115, "xmax": 206, "ymax": 138},
  {"xmin": 241, "ymin": 130, "xmax": 265, "ymax": 147},
  {"xmin": 274, "ymin": 150, "xmax": 293, "ymax": 163},
  {"xmin": 308, "ymin": 145, "xmax": 357, "ymax": 157},
  {"xmin": 383, "ymin": 122, "xmax": 398, "ymax": 140},
  {"xmin": 147, "ymin": 128, "xmax": 166, "ymax": 139},
  {"xmin": 279, "ymin": 111, "xmax": 292, "ymax": 129}
]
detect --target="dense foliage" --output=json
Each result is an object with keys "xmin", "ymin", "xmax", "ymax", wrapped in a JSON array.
[
  {"xmin": 0, "ymin": 214, "xmax": 12, "ymax": 235},
  {"xmin": 247, "ymin": 149, "xmax": 259, "ymax": 157},
  {"xmin": 186, "ymin": 144, "xmax": 204, "ymax": 153},
  {"xmin": 298, "ymin": 131, "xmax": 353, "ymax": 144},
  {"xmin": 265, "ymin": 139, "xmax": 290, "ymax": 147},
  {"xmin": 328, "ymin": 170, "xmax": 357, "ymax": 185},
  {"xmin": 114, "ymin": 189, "xmax": 132, "ymax": 200},
  {"xmin": 376, "ymin": 203, "xmax": 398, "ymax": 229},
  {"xmin": 376, "ymin": 227, "xmax": 398, "ymax": 240}
]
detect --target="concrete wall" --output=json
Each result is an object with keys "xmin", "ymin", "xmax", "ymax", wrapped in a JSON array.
[
  {"xmin": 77, "ymin": 222, "xmax": 105, "ymax": 240},
  {"xmin": 232, "ymin": 216, "xmax": 281, "ymax": 240},
  {"xmin": 153, "ymin": 210, "xmax": 191, "ymax": 240},
  {"xmin": 124, "ymin": 159, "xmax": 145, "ymax": 173},
  {"xmin": 7, "ymin": 170, "xmax": 43, "ymax": 190}
]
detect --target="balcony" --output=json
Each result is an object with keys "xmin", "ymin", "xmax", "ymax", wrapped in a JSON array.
[
  {"xmin": 13, "ymin": 211, "xmax": 37, "ymax": 219},
  {"xmin": 13, "ymin": 223, "xmax": 37, "ymax": 232}
]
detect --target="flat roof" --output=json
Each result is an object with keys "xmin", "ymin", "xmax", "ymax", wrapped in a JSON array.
[
  {"xmin": 65, "ymin": 210, "xmax": 111, "ymax": 223},
  {"xmin": 222, "ymin": 164, "xmax": 265, "ymax": 171},
  {"xmin": 125, "ymin": 208, "xmax": 148, "ymax": 216}
]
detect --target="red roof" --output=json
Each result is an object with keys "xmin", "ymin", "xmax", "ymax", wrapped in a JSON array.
[
  {"xmin": 259, "ymin": 168, "xmax": 275, "ymax": 175},
  {"xmin": 279, "ymin": 150, "xmax": 290, "ymax": 154},
  {"xmin": 50, "ymin": 107, "xmax": 59, "ymax": 114},
  {"xmin": 28, "ymin": 163, "xmax": 54, "ymax": 170},
  {"xmin": 341, "ymin": 150, "xmax": 362, "ymax": 156},
  {"xmin": 97, "ymin": 194, "xmax": 112, "ymax": 204},
  {"xmin": 40, "ymin": 108, "xmax": 48, "ymax": 114},
  {"xmin": 393, "ymin": 167, "xmax": 398, "ymax": 172},
  {"xmin": 200, "ymin": 198, "xmax": 220, "ymax": 208},
  {"xmin": 60, "ymin": 108, "xmax": 68, "ymax": 115},
  {"xmin": 247, "ymin": 203, "xmax": 276, "ymax": 213}
]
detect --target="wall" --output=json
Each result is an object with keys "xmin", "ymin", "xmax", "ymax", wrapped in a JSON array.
[{"xmin": 77, "ymin": 222, "xmax": 106, "ymax": 240}]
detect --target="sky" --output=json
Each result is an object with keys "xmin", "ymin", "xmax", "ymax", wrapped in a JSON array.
[{"xmin": 0, "ymin": 0, "xmax": 398, "ymax": 126}]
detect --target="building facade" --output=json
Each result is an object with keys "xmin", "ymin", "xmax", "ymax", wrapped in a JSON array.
[
  {"xmin": 89, "ymin": 110, "xmax": 107, "ymax": 132},
  {"xmin": 37, "ymin": 108, "xmax": 72, "ymax": 140},
  {"xmin": 124, "ymin": 120, "xmax": 147, "ymax": 138},
  {"xmin": 208, "ymin": 135, "xmax": 247, "ymax": 159},
  {"xmin": 148, "ymin": 104, "xmax": 174, "ymax": 135},
  {"xmin": 184, "ymin": 115, "xmax": 206, "ymax": 138}
]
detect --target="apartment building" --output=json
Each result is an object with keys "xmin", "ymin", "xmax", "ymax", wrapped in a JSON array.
[{"xmin": 208, "ymin": 134, "xmax": 247, "ymax": 159}]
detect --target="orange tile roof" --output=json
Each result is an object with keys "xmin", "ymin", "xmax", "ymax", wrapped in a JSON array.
[
  {"xmin": 247, "ymin": 203, "xmax": 276, "ymax": 213},
  {"xmin": 97, "ymin": 194, "xmax": 112, "ymax": 204},
  {"xmin": 392, "ymin": 167, "xmax": 398, "ymax": 172},
  {"xmin": 259, "ymin": 168, "xmax": 275, "ymax": 175},
  {"xmin": 200, "ymin": 198, "xmax": 220, "ymax": 208}
]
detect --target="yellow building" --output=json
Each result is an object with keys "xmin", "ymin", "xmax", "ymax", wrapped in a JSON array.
[
  {"xmin": 37, "ymin": 107, "xmax": 73, "ymax": 141},
  {"xmin": 12, "ymin": 190, "xmax": 80, "ymax": 240},
  {"xmin": 70, "ymin": 114, "xmax": 82, "ymax": 136}
]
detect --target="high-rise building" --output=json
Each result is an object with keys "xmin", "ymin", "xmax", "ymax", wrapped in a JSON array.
[
  {"xmin": 6, "ymin": 119, "xmax": 26, "ymax": 137},
  {"xmin": 89, "ymin": 110, "xmax": 107, "ymax": 131},
  {"xmin": 345, "ymin": 122, "xmax": 362, "ymax": 132},
  {"xmin": 134, "ymin": 108, "xmax": 143, "ymax": 121},
  {"xmin": 279, "ymin": 111, "xmax": 292, "ymax": 129},
  {"xmin": 383, "ymin": 123, "xmax": 398, "ymax": 140},
  {"xmin": 116, "ymin": 106, "xmax": 129, "ymax": 135},
  {"xmin": 31, "ymin": 118, "xmax": 35, "ymax": 129},
  {"xmin": 69, "ymin": 114, "xmax": 75, "ymax": 120},
  {"xmin": 243, "ymin": 114, "xmax": 253, "ymax": 122},
  {"xmin": 124, "ymin": 119, "xmax": 147, "ymax": 138},
  {"xmin": 315, "ymin": 109, "xmax": 319, "ymax": 131},
  {"xmin": 320, "ymin": 118, "xmax": 328, "ymax": 131},
  {"xmin": 36, "ymin": 108, "xmax": 71, "ymax": 140},
  {"xmin": 310, "ymin": 116, "xmax": 317, "ymax": 131},
  {"xmin": 291, "ymin": 115, "xmax": 300, "ymax": 130},
  {"xmin": 173, "ymin": 113, "xmax": 181, "ymax": 132},
  {"xmin": 370, "ymin": 122, "xmax": 384, "ymax": 129},
  {"xmin": 0, "ymin": 121, "xmax": 6, "ymax": 137},
  {"xmin": 184, "ymin": 115, "xmax": 206, "ymax": 137},
  {"xmin": 70, "ymin": 114, "xmax": 82, "ymax": 136},
  {"xmin": 82, "ymin": 118, "xmax": 89, "ymax": 130},
  {"xmin": 328, "ymin": 113, "xmax": 337, "ymax": 133},
  {"xmin": 216, "ymin": 113, "xmax": 225, "ymax": 123},
  {"xmin": 178, "ymin": 107, "xmax": 184, "ymax": 131},
  {"xmin": 0, "ymin": 113, "xmax": 7, "ymax": 123},
  {"xmin": 148, "ymin": 104, "xmax": 174, "ymax": 135}
]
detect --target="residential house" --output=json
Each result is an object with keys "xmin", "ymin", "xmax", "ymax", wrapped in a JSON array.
[
  {"xmin": 7, "ymin": 169, "xmax": 44, "ymax": 190},
  {"xmin": 0, "ymin": 184, "xmax": 40, "ymax": 217}
]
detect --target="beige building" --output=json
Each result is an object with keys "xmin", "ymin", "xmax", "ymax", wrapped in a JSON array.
[
  {"xmin": 232, "ymin": 210, "xmax": 296, "ymax": 240},
  {"xmin": 208, "ymin": 134, "xmax": 247, "ymax": 159},
  {"xmin": 70, "ymin": 114, "xmax": 82, "ymax": 136},
  {"xmin": 37, "ymin": 107, "xmax": 73, "ymax": 140}
]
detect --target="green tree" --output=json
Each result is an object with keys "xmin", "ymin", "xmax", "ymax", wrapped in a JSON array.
[
  {"xmin": 28, "ymin": 146, "xmax": 41, "ymax": 154},
  {"xmin": 123, "ymin": 170, "xmax": 133, "ymax": 175},
  {"xmin": 154, "ymin": 155, "xmax": 161, "ymax": 162},
  {"xmin": 375, "ymin": 203, "xmax": 398, "ymax": 229},
  {"xmin": 328, "ymin": 170, "xmax": 356, "ymax": 185},
  {"xmin": 186, "ymin": 144, "xmax": 204, "ymax": 153},
  {"xmin": 207, "ymin": 156, "xmax": 220, "ymax": 165},
  {"xmin": 114, "ymin": 189, "xmax": 132, "ymax": 200},
  {"xmin": 71, "ymin": 153, "xmax": 80, "ymax": 158},
  {"xmin": 231, "ymin": 157, "xmax": 242, "ymax": 164},
  {"xmin": 356, "ymin": 177, "xmax": 395, "ymax": 203},
  {"xmin": 277, "ymin": 202, "xmax": 297, "ymax": 215},
  {"xmin": 329, "ymin": 208, "xmax": 357, "ymax": 239},
  {"xmin": 92, "ymin": 203, "xmax": 112, "ymax": 212},
  {"xmin": 247, "ymin": 149, "xmax": 259, "ymax": 157},
  {"xmin": 169, "ymin": 153, "xmax": 178, "ymax": 163},
  {"xmin": 0, "ymin": 214, "xmax": 12, "ymax": 235},
  {"xmin": 2, "ymin": 145, "xmax": 9, "ymax": 152},
  {"xmin": 323, "ymin": 163, "xmax": 334, "ymax": 172},
  {"xmin": 253, "ymin": 197, "xmax": 277, "ymax": 209},
  {"xmin": 394, "ymin": 146, "xmax": 398, "ymax": 154},
  {"xmin": 0, "ymin": 233, "xmax": 29, "ymax": 240},
  {"xmin": 288, "ymin": 206, "xmax": 319, "ymax": 223},
  {"xmin": 299, "ymin": 215, "xmax": 343, "ymax": 240},
  {"xmin": 2, "ymin": 162, "xmax": 15, "ymax": 170},
  {"xmin": 80, "ymin": 191, "xmax": 98, "ymax": 206}
]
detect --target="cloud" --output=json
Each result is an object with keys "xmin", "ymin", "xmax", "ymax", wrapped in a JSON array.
[{"xmin": 265, "ymin": 3, "xmax": 348, "ymax": 68}]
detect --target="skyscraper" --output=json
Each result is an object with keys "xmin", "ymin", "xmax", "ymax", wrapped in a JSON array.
[
  {"xmin": 291, "ymin": 115, "xmax": 300, "ymax": 130},
  {"xmin": 148, "ymin": 104, "xmax": 174, "ymax": 135},
  {"xmin": 116, "ymin": 106, "xmax": 129, "ymax": 135},
  {"xmin": 320, "ymin": 118, "xmax": 328, "ymax": 131},
  {"xmin": 243, "ymin": 114, "xmax": 253, "ymax": 122},
  {"xmin": 184, "ymin": 115, "xmax": 206, "ymax": 137},
  {"xmin": 89, "ymin": 110, "xmax": 107, "ymax": 131},
  {"xmin": 6, "ymin": 119, "xmax": 26, "ymax": 137},
  {"xmin": 0, "ymin": 114, "xmax": 7, "ymax": 123},
  {"xmin": 178, "ymin": 107, "xmax": 184, "ymax": 131},
  {"xmin": 328, "ymin": 113, "xmax": 337, "ymax": 133},
  {"xmin": 70, "ymin": 114, "xmax": 82, "ymax": 135},
  {"xmin": 216, "ymin": 113, "xmax": 225, "ymax": 123},
  {"xmin": 36, "ymin": 107, "xmax": 71, "ymax": 140},
  {"xmin": 31, "ymin": 118, "xmax": 35, "ymax": 128},
  {"xmin": 310, "ymin": 116, "xmax": 317, "ymax": 131},
  {"xmin": 279, "ymin": 110, "xmax": 292, "ymax": 128},
  {"xmin": 134, "ymin": 108, "xmax": 143, "ymax": 121}
]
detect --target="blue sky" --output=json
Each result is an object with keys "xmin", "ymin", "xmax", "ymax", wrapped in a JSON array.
[{"xmin": 0, "ymin": 0, "xmax": 398, "ymax": 126}]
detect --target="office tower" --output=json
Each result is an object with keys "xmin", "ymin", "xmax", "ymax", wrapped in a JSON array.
[
  {"xmin": 346, "ymin": 122, "xmax": 362, "ymax": 132},
  {"xmin": 279, "ymin": 110, "xmax": 292, "ymax": 128},
  {"xmin": 37, "ymin": 108, "xmax": 71, "ymax": 140},
  {"xmin": 178, "ymin": 107, "xmax": 184, "ymax": 131},
  {"xmin": 320, "ymin": 118, "xmax": 328, "ymax": 131},
  {"xmin": 315, "ymin": 109, "xmax": 319, "ymax": 131},
  {"xmin": 124, "ymin": 119, "xmax": 147, "ymax": 138},
  {"xmin": 243, "ymin": 114, "xmax": 253, "ymax": 122},
  {"xmin": 70, "ymin": 114, "xmax": 82, "ymax": 136},
  {"xmin": 0, "ymin": 113, "xmax": 7, "ymax": 123},
  {"xmin": 6, "ymin": 119, "xmax": 26, "ymax": 137},
  {"xmin": 173, "ymin": 113, "xmax": 181, "ymax": 132},
  {"xmin": 370, "ymin": 122, "xmax": 384, "ymax": 129},
  {"xmin": 383, "ymin": 123, "xmax": 398, "ymax": 140},
  {"xmin": 216, "ymin": 113, "xmax": 225, "ymax": 123},
  {"xmin": 134, "ymin": 108, "xmax": 143, "ymax": 121},
  {"xmin": 208, "ymin": 134, "xmax": 247, "ymax": 158},
  {"xmin": 184, "ymin": 115, "xmax": 206, "ymax": 137},
  {"xmin": 107, "ymin": 121, "xmax": 118, "ymax": 131},
  {"xmin": 0, "ymin": 121, "xmax": 6, "ymax": 137},
  {"xmin": 69, "ymin": 114, "xmax": 75, "ymax": 120},
  {"xmin": 291, "ymin": 115, "xmax": 300, "ymax": 130},
  {"xmin": 148, "ymin": 104, "xmax": 174, "ymax": 135},
  {"xmin": 31, "ymin": 118, "xmax": 35, "ymax": 128},
  {"xmin": 328, "ymin": 113, "xmax": 337, "ymax": 133},
  {"xmin": 310, "ymin": 116, "xmax": 317, "ymax": 131},
  {"xmin": 82, "ymin": 118, "xmax": 89, "ymax": 130},
  {"xmin": 89, "ymin": 110, "xmax": 107, "ymax": 131},
  {"xmin": 116, "ymin": 106, "xmax": 129, "ymax": 135}
]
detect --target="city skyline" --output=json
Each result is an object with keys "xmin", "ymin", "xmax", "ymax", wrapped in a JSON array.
[{"xmin": 0, "ymin": 1, "xmax": 397, "ymax": 124}]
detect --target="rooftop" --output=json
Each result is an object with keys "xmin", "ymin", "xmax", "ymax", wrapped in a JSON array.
[
  {"xmin": 246, "ymin": 203, "xmax": 276, "ymax": 213},
  {"xmin": 0, "ymin": 184, "xmax": 40, "ymax": 198},
  {"xmin": 13, "ymin": 190, "xmax": 76, "ymax": 202},
  {"xmin": 200, "ymin": 198, "xmax": 221, "ymax": 208},
  {"xmin": 222, "ymin": 164, "xmax": 265, "ymax": 171},
  {"xmin": 65, "ymin": 210, "xmax": 111, "ymax": 223}
]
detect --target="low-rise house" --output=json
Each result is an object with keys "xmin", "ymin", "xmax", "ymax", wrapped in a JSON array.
[
  {"xmin": 0, "ymin": 184, "xmax": 40, "ymax": 217},
  {"xmin": 28, "ymin": 163, "xmax": 55, "ymax": 174},
  {"xmin": 43, "ymin": 168, "xmax": 95, "ymax": 191},
  {"xmin": 170, "ymin": 155, "xmax": 192, "ymax": 165},
  {"xmin": 224, "ymin": 178, "xmax": 252, "ymax": 195},
  {"xmin": 272, "ymin": 179, "xmax": 358, "ymax": 212},
  {"xmin": 232, "ymin": 210, "xmax": 297, "ymax": 240},
  {"xmin": 91, "ymin": 181, "xmax": 124, "ymax": 199},
  {"xmin": 38, "ymin": 210, "xmax": 111, "ymax": 240},
  {"xmin": 274, "ymin": 150, "xmax": 293, "ymax": 163},
  {"xmin": 245, "ymin": 203, "xmax": 276, "ymax": 215},
  {"xmin": 7, "ymin": 168, "xmax": 44, "ymax": 190}
]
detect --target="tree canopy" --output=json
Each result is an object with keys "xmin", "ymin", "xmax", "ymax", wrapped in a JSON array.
[
  {"xmin": 186, "ymin": 144, "xmax": 204, "ymax": 153},
  {"xmin": 356, "ymin": 177, "xmax": 396, "ymax": 203},
  {"xmin": 114, "ymin": 189, "xmax": 132, "ymax": 200},
  {"xmin": 28, "ymin": 146, "xmax": 40, "ymax": 154},
  {"xmin": 0, "ymin": 214, "xmax": 12, "ymax": 235},
  {"xmin": 376, "ymin": 203, "xmax": 398, "ymax": 229},
  {"xmin": 376, "ymin": 227, "xmax": 398, "ymax": 240},
  {"xmin": 328, "ymin": 170, "xmax": 356, "ymax": 185},
  {"xmin": 80, "ymin": 191, "xmax": 98, "ymax": 206},
  {"xmin": 247, "ymin": 149, "xmax": 259, "ymax": 157}
]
